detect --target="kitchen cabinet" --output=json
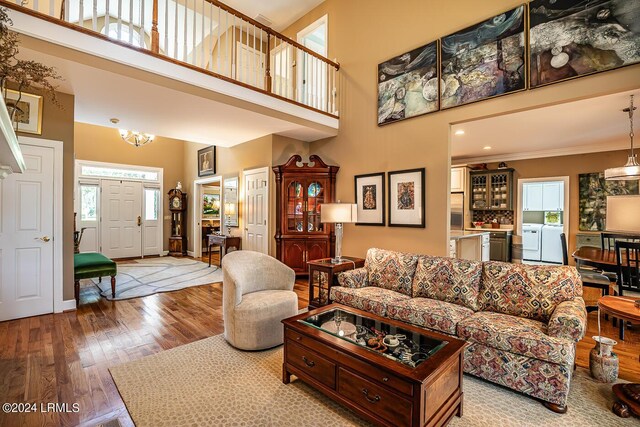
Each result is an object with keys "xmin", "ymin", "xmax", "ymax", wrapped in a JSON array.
[
  {"xmin": 489, "ymin": 231, "xmax": 512, "ymax": 262},
  {"xmin": 469, "ymin": 169, "xmax": 514, "ymax": 210},
  {"xmin": 542, "ymin": 182, "xmax": 563, "ymax": 211},
  {"xmin": 451, "ymin": 167, "xmax": 467, "ymax": 193},
  {"xmin": 523, "ymin": 181, "xmax": 564, "ymax": 211},
  {"xmin": 523, "ymin": 183, "xmax": 543, "ymax": 211}
]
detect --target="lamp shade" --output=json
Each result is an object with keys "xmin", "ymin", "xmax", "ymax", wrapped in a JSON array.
[
  {"xmin": 606, "ymin": 195, "xmax": 640, "ymax": 232},
  {"xmin": 321, "ymin": 203, "xmax": 357, "ymax": 223},
  {"xmin": 225, "ymin": 202, "xmax": 235, "ymax": 215}
]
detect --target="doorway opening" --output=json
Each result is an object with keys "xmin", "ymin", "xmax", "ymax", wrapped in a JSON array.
[
  {"xmin": 192, "ymin": 175, "xmax": 222, "ymax": 258},
  {"xmin": 297, "ymin": 15, "xmax": 328, "ymax": 108},
  {"xmin": 518, "ymin": 177, "xmax": 570, "ymax": 265}
]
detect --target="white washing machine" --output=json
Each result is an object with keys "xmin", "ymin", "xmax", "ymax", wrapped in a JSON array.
[
  {"xmin": 522, "ymin": 223, "xmax": 544, "ymax": 261},
  {"xmin": 542, "ymin": 224, "xmax": 564, "ymax": 264}
]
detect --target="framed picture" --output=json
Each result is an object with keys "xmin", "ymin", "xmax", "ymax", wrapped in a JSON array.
[
  {"xmin": 354, "ymin": 172, "xmax": 385, "ymax": 226},
  {"xmin": 377, "ymin": 40, "xmax": 439, "ymax": 125},
  {"xmin": 529, "ymin": 0, "xmax": 640, "ymax": 88},
  {"xmin": 578, "ymin": 172, "xmax": 639, "ymax": 231},
  {"xmin": 441, "ymin": 5, "xmax": 526, "ymax": 109},
  {"xmin": 198, "ymin": 146, "xmax": 216, "ymax": 177},
  {"xmin": 388, "ymin": 168, "xmax": 425, "ymax": 228},
  {"xmin": 202, "ymin": 193, "xmax": 220, "ymax": 219},
  {"xmin": 4, "ymin": 89, "xmax": 43, "ymax": 135}
]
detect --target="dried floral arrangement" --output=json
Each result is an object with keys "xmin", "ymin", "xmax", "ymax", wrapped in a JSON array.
[{"xmin": 0, "ymin": 6, "xmax": 61, "ymax": 123}]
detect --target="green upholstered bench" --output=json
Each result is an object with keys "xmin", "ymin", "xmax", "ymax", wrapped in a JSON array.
[{"xmin": 74, "ymin": 253, "xmax": 117, "ymax": 304}]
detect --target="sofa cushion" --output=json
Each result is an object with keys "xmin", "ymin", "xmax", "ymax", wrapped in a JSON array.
[
  {"xmin": 457, "ymin": 311, "xmax": 575, "ymax": 366},
  {"xmin": 479, "ymin": 261, "xmax": 582, "ymax": 322},
  {"xmin": 386, "ymin": 297, "xmax": 475, "ymax": 336},
  {"xmin": 365, "ymin": 248, "xmax": 419, "ymax": 297},
  {"xmin": 330, "ymin": 286, "xmax": 410, "ymax": 317},
  {"xmin": 411, "ymin": 256, "xmax": 482, "ymax": 311}
]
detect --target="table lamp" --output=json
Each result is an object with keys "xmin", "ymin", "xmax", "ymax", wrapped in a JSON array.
[
  {"xmin": 224, "ymin": 202, "xmax": 236, "ymax": 235},
  {"xmin": 606, "ymin": 196, "xmax": 640, "ymax": 233},
  {"xmin": 321, "ymin": 203, "xmax": 357, "ymax": 263}
]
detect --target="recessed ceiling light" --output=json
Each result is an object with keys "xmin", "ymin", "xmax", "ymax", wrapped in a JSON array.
[
  {"xmin": 454, "ymin": 129, "xmax": 465, "ymax": 136},
  {"xmin": 483, "ymin": 146, "xmax": 492, "ymax": 150}
]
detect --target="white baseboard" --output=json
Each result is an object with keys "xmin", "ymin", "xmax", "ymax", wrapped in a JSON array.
[
  {"xmin": 62, "ymin": 299, "xmax": 77, "ymax": 312},
  {"xmin": 187, "ymin": 250, "xmax": 195, "ymax": 257},
  {"xmin": 162, "ymin": 250, "xmax": 169, "ymax": 256}
]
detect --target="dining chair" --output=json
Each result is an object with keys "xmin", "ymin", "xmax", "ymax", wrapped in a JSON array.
[
  {"xmin": 614, "ymin": 241, "xmax": 640, "ymax": 340},
  {"xmin": 561, "ymin": 233, "xmax": 615, "ymax": 313},
  {"xmin": 601, "ymin": 232, "xmax": 640, "ymax": 251}
]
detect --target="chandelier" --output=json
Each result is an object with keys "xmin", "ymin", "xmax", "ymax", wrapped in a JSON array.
[
  {"xmin": 118, "ymin": 129, "xmax": 155, "ymax": 147},
  {"xmin": 605, "ymin": 95, "xmax": 639, "ymax": 181}
]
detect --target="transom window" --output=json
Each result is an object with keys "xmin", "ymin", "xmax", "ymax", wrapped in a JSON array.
[{"xmin": 80, "ymin": 165, "xmax": 159, "ymax": 181}]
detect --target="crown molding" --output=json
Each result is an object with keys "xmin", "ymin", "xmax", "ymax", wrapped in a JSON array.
[{"xmin": 452, "ymin": 141, "xmax": 629, "ymax": 166}]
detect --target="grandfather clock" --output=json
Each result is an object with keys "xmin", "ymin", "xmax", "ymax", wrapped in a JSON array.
[{"xmin": 168, "ymin": 188, "xmax": 187, "ymax": 256}]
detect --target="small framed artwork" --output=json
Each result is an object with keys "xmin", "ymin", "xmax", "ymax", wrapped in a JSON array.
[
  {"xmin": 354, "ymin": 172, "xmax": 385, "ymax": 226},
  {"xmin": 388, "ymin": 168, "xmax": 425, "ymax": 228},
  {"xmin": 202, "ymin": 193, "xmax": 220, "ymax": 219},
  {"xmin": 198, "ymin": 146, "xmax": 216, "ymax": 177},
  {"xmin": 4, "ymin": 89, "xmax": 43, "ymax": 135}
]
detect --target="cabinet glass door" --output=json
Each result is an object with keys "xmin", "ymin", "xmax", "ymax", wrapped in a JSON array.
[
  {"xmin": 307, "ymin": 180, "xmax": 325, "ymax": 232},
  {"xmin": 471, "ymin": 174, "xmax": 488, "ymax": 209},
  {"xmin": 286, "ymin": 180, "xmax": 305, "ymax": 233},
  {"xmin": 489, "ymin": 173, "xmax": 509, "ymax": 209}
]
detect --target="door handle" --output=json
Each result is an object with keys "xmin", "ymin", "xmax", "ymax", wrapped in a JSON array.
[
  {"xmin": 35, "ymin": 236, "xmax": 51, "ymax": 243},
  {"xmin": 137, "ymin": 216, "xmax": 142, "ymax": 226}
]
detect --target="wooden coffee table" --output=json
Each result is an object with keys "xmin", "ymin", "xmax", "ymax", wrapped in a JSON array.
[
  {"xmin": 598, "ymin": 296, "xmax": 640, "ymax": 418},
  {"xmin": 282, "ymin": 304, "xmax": 466, "ymax": 427}
]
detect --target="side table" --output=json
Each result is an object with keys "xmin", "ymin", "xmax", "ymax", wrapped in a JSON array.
[
  {"xmin": 598, "ymin": 296, "xmax": 640, "ymax": 418},
  {"xmin": 307, "ymin": 257, "xmax": 364, "ymax": 309},
  {"xmin": 208, "ymin": 234, "xmax": 241, "ymax": 267}
]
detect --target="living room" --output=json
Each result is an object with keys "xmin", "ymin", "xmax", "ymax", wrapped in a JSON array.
[{"xmin": 1, "ymin": 0, "xmax": 639, "ymax": 426}]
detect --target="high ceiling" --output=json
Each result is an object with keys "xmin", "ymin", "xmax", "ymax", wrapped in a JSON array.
[
  {"xmin": 451, "ymin": 89, "xmax": 639, "ymax": 163},
  {"xmin": 224, "ymin": 0, "xmax": 325, "ymax": 31}
]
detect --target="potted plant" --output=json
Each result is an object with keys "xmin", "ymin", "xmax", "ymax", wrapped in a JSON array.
[{"xmin": 0, "ymin": 6, "xmax": 61, "ymax": 128}]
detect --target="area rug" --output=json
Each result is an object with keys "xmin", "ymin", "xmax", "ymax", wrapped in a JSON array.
[
  {"xmin": 91, "ymin": 257, "xmax": 223, "ymax": 300},
  {"xmin": 109, "ymin": 334, "xmax": 634, "ymax": 427}
]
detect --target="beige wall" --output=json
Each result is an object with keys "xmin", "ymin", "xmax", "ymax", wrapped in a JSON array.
[
  {"xmin": 482, "ymin": 149, "xmax": 630, "ymax": 256},
  {"xmin": 74, "ymin": 122, "xmax": 187, "ymax": 253},
  {"xmin": 283, "ymin": 0, "xmax": 640, "ymax": 259},
  {"xmin": 14, "ymin": 90, "xmax": 76, "ymax": 301},
  {"xmin": 183, "ymin": 134, "xmax": 310, "ymax": 255}
]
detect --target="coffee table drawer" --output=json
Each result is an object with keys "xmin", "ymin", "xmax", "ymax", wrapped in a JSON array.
[
  {"xmin": 342, "ymin": 353, "xmax": 413, "ymax": 396},
  {"xmin": 338, "ymin": 368, "xmax": 412, "ymax": 426},
  {"xmin": 287, "ymin": 341, "xmax": 336, "ymax": 389}
]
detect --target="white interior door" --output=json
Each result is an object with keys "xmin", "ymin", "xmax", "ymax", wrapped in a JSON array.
[
  {"xmin": 244, "ymin": 168, "xmax": 268, "ymax": 254},
  {"xmin": 236, "ymin": 42, "xmax": 265, "ymax": 89},
  {"xmin": 0, "ymin": 144, "xmax": 54, "ymax": 321},
  {"xmin": 101, "ymin": 180, "xmax": 142, "ymax": 258}
]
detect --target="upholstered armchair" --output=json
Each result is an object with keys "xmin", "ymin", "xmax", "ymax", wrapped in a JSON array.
[{"xmin": 222, "ymin": 250, "xmax": 298, "ymax": 350}]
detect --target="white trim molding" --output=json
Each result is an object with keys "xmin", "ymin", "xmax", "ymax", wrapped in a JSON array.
[
  {"xmin": 516, "ymin": 176, "xmax": 570, "ymax": 238},
  {"xmin": 62, "ymin": 299, "xmax": 77, "ymax": 312},
  {"xmin": 192, "ymin": 174, "xmax": 223, "ymax": 258}
]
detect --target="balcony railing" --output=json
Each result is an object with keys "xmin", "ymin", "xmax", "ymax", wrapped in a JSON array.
[{"xmin": 4, "ymin": 0, "xmax": 340, "ymax": 117}]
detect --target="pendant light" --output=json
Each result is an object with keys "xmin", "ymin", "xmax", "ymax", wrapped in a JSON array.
[{"xmin": 605, "ymin": 95, "xmax": 639, "ymax": 181}]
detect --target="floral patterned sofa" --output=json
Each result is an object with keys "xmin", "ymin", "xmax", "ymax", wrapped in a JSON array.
[{"xmin": 330, "ymin": 248, "xmax": 587, "ymax": 413}]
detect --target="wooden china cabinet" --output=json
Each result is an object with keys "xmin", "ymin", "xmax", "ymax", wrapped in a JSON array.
[{"xmin": 273, "ymin": 155, "xmax": 339, "ymax": 275}]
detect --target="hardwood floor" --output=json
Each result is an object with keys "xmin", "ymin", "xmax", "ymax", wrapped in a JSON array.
[{"xmin": 0, "ymin": 255, "xmax": 638, "ymax": 427}]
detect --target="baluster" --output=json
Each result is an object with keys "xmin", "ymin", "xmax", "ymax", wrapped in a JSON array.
[
  {"xmin": 231, "ymin": 15, "xmax": 236, "ymax": 79},
  {"xmin": 182, "ymin": 0, "xmax": 187, "ymax": 62},
  {"xmin": 116, "ymin": 0, "xmax": 122, "ymax": 42},
  {"xmin": 152, "ymin": 0, "xmax": 159, "ymax": 53},
  {"xmin": 265, "ymin": 32, "xmax": 271, "ymax": 92},
  {"xmin": 105, "ymin": 0, "xmax": 110, "ymax": 36},
  {"xmin": 209, "ymin": 3, "xmax": 214, "ymax": 71},
  {"xmin": 200, "ymin": 0, "xmax": 205, "ymax": 68},
  {"xmin": 252, "ymin": 24, "xmax": 256, "ymax": 87},
  {"xmin": 63, "ymin": 0, "xmax": 69, "ymax": 21},
  {"xmin": 49, "ymin": 0, "xmax": 53, "ymax": 17},
  {"xmin": 225, "ymin": 10, "xmax": 229, "ymax": 76},
  {"xmin": 34, "ymin": 0, "xmax": 38, "ymax": 13},
  {"xmin": 92, "ymin": 0, "xmax": 97, "ymax": 32},
  {"xmin": 139, "ymin": 0, "xmax": 144, "ymax": 48},
  {"xmin": 333, "ymin": 65, "xmax": 337, "ymax": 114},
  {"xmin": 191, "ymin": 0, "xmax": 196, "ymax": 65},
  {"xmin": 173, "ymin": 0, "xmax": 178, "ymax": 58},
  {"xmin": 79, "ymin": 0, "xmax": 84, "ymax": 29},
  {"xmin": 259, "ymin": 27, "xmax": 263, "ymax": 89},
  {"xmin": 216, "ymin": 6, "xmax": 221, "ymax": 73},
  {"xmin": 128, "ymin": 0, "xmax": 133, "ymax": 44}
]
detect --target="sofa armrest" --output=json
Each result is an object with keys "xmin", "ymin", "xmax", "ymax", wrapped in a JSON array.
[
  {"xmin": 337, "ymin": 267, "xmax": 369, "ymax": 288},
  {"xmin": 548, "ymin": 297, "xmax": 587, "ymax": 342}
]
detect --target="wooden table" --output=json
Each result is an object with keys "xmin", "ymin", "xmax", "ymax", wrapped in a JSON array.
[
  {"xmin": 573, "ymin": 246, "xmax": 620, "ymax": 268},
  {"xmin": 207, "ymin": 234, "xmax": 241, "ymax": 267},
  {"xmin": 598, "ymin": 296, "xmax": 640, "ymax": 419},
  {"xmin": 282, "ymin": 304, "xmax": 466, "ymax": 427},
  {"xmin": 307, "ymin": 257, "xmax": 365, "ymax": 309}
]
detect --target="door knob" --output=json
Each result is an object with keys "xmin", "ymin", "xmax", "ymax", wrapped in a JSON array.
[
  {"xmin": 137, "ymin": 216, "xmax": 142, "ymax": 226},
  {"xmin": 35, "ymin": 236, "xmax": 51, "ymax": 242}
]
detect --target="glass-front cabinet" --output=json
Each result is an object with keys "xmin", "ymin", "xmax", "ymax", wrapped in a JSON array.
[
  {"xmin": 469, "ymin": 169, "xmax": 514, "ymax": 211},
  {"xmin": 285, "ymin": 179, "xmax": 327, "ymax": 234},
  {"xmin": 274, "ymin": 155, "xmax": 339, "ymax": 274}
]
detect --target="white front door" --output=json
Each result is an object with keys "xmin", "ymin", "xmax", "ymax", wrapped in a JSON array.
[
  {"xmin": 244, "ymin": 168, "xmax": 268, "ymax": 254},
  {"xmin": 0, "ymin": 144, "xmax": 54, "ymax": 321},
  {"xmin": 101, "ymin": 180, "xmax": 142, "ymax": 258},
  {"xmin": 142, "ymin": 186, "xmax": 161, "ymax": 256}
]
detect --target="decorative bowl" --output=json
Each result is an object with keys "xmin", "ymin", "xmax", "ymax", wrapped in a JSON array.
[{"xmin": 473, "ymin": 221, "xmax": 485, "ymax": 228}]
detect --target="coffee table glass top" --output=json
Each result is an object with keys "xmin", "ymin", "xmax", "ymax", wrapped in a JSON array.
[{"xmin": 298, "ymin": 308, "xmax": 448, "ymax": 368}]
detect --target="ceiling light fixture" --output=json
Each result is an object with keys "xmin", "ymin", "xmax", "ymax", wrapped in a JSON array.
[
  {"xmin": 118, "ymin": 129, "xmax": 155, "ymax": 147},
  {"xmin": 483, "ymin": 146, "xmax": 492, "ymax": 150},
  {"xmin": 454, "ymin": 129, "xmax": 465, "ymax": 136},
  {"xmin": 605, "ymin": 95, "xmax": 639, "ymax": 181}
]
